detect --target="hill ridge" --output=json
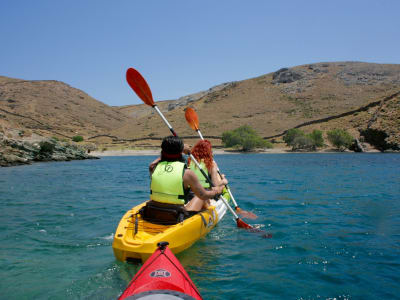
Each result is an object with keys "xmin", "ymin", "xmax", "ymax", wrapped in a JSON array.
[{"xmin": 1, "ymin": 61, "xmax": 399, "ymax": 151}]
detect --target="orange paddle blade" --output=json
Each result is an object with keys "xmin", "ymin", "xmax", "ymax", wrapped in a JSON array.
[
  {"xmin": 235, "ymin": 207, "xmax": 258, "ymax": 219},
  {"xmin": 185, "ymin": 107, "xmax": 199, "ymax": 131},
  {"xmin": 126, "ymin": 68, "xmax": 154, "ymax": 106}
]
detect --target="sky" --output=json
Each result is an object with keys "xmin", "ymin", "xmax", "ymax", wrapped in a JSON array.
[{"xmin": 1, "ymin": 0, "xmax": 399, "ymax": 106}]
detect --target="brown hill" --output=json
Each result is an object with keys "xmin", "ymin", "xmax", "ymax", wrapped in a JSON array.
[
  {"xmin": 1, "ymin": 62, "xmax": 399, "ymax": 151},
  {"xmin": 0, "ymin": 76, "xmax": 130, "ymax": 140},
  {"xmin": 113, "ymin": 62, "xmax": 400, "ymax": 149}
]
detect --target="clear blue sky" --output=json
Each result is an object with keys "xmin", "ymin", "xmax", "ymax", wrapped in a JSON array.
[{"xmin": 1, "ymin": 0, "xmax": 399, "ymax": 106}]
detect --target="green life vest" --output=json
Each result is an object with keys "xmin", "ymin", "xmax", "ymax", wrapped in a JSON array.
[
  {"xmin": 189, "ymin": 160, "xmax": 211, "ymax": 189},
  {"xmin": 150, "ymin": 161, "xmax": 187, "ymax": 204}
]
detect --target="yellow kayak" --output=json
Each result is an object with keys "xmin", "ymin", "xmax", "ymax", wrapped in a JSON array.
[{"xmin": 112, "ymin": 195, "xmax": 230, "ymax": 262}]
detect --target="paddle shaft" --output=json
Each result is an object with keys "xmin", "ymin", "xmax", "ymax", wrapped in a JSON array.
[
  {"xmin": 125, "ymin": 68, "xmax": 250, "ymax": 227},
  {"xmin": 194, "ymin": 129, "xmax": 240, "ymax": 210},
  {"xmin": 152, "ymin": 105, "xmax": 241, "ymax": 220},
  {"xmin": 184, "ymin": 107, "xmax": 258, "ymax": 219},
  {"xmin": 153, "ymin": 105, "xmax": 176, "ymax": 136},
  {"xmin": 196, "ymin": 129, "xmax": 204, "ymax": 140},
  {"xmin": 189, "ymin": 153, "xmax": 241, "ymax": 220}
]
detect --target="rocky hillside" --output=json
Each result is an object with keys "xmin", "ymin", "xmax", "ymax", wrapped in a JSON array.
[
  {"xmin": 0, "ymin": 133, "xmax": 97, "ymax": 167},
  {"xmin": 1, "ymin": 62, "xmax": 399, "ymax": 152},
  {"xmin": 113, "ymin": 62, "xmax": 400, "ymax": 150},
  {"xmin": 0, "ymin": 76, "xmax": 130, "ymax": 140}
]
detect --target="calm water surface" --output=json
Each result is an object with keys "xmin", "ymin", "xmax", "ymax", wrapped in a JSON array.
[{"xmin": 0, "ymin": 154, "xmax": 399, "ymax": 299}]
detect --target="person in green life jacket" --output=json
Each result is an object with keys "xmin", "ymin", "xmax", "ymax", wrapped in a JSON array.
[
  {"xmin": 186, "ymin": 139, "xmax": 228, "ymax": 211},
  {"xmin": 148, "ymin": 136, "xmax": 225, "ymax": 213}
]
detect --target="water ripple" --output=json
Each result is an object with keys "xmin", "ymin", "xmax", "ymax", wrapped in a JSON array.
[{"xmin": 1, "ymin": 154, "xmax": 399, "ymax": 299}]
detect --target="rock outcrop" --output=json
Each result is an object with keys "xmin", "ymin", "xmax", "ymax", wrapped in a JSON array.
[
  {"xmin": 167, "ymin": 82, "xmax": 237, "ymax": 111},
  {"xmin": 272, "ymin": 68, "xmax": 303, "ymax": 84},
  {"xmin": 0, "ymin": 133, "xmax": 98, "ymax": 167}
]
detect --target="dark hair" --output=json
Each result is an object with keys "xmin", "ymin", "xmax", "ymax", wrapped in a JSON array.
[{"xmin": 160, "ymin": 136, "xmax": 185, "ymax": 162}]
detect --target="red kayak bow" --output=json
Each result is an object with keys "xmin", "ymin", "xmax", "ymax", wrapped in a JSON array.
[{"xmin": 119, "ymin": 242, "xmax": 202, "ymax": 300}]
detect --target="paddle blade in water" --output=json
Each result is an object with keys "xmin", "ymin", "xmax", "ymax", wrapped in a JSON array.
[
  {"xmin": 126, "ymin": 68, "xmax": 154, "ymax": 106},
  {"xmin": 237, "ymin": 219, "xmax": 272, "ymax": 238},
  {"xmin": 185, "ymin": 107, "xmax": 199, "ymax": 131},
  {"xmin": 236, "ymin": 218, "xmax": 253, "ymax": 229},
  {"xmin": 237, "ymin": 209, "xmax": 258, "ymax": 220}
]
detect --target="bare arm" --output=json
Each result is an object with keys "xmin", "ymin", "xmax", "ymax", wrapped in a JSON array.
[
  {"xmin": 210, "ymin": 162, "xmax": 228, "ymax": 187},
  {"xmin": 183, "ymin": 144, "xmax": 191, "ymax": 155},
  {"xmin": 149, "ymin": 157, "xmax": 161, "ymax": 174},
  {"xmin": 183, "ymin": 169, "xmax": 224, "ymax": 200}
]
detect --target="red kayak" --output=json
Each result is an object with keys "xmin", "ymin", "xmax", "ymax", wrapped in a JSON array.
[{"xmin": 118, "ymin": 241, "xmax": 203, "ymax": 300}]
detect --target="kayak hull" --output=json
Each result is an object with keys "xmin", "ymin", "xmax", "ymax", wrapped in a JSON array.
[
  {"xmin": 118, "ymin": 242, "xmax": 202, "ymax": 300},
  {"xmin": 113, "ymin": 197, "xmax": 228, "ymax": 262}
]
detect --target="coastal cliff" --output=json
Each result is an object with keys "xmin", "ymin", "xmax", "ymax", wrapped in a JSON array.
[{"xmin": 0, "ymin": 133, "xmax": 98, "ymax": 167}]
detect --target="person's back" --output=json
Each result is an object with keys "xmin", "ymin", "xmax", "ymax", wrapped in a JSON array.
[
  {"xmin": 148, "ymin": 136, "xmax": 224, "ymax": 218},
  {"xmin": 188, "ymin": 160, "xmax": 211, "ymax": 189},
  {"xmin": 185, "ymin": 140, "xmax": 228, "ymax": 211},
  {"xmin": 188, "ymin": 139, "xmax": 228, "ymax": 190},
  {"xmin": 151, "ymin": 160, "xmax": 187, "ymax": 205}
]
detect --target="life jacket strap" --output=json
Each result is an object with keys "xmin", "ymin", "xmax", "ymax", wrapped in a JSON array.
[{"xmin": 150, "ymin": 190, "xmax": 185, "ymax": 199}]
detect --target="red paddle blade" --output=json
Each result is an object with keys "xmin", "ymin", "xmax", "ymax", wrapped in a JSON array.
[
  {"xmin": 236, "ymin": 218, "xmax": 253, "ymax": 229},
  {"xmin": 126, "ymin": 68, "xmax": 154, "ymax": 106},
  {"xmin": 185, "ymin": 107, "xmax": 199, "ymax": 131},
  {"xmin": 237, "ymin": 219, "xmax": 272, "ymax": 238}
]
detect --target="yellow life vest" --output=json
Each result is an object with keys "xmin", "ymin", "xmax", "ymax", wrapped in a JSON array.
[
  {"xmin": 189, "ymin": 160, "xmax": 211, "ymax": 189},
  {"xmin": 150, "ymin": 161, "xmax": 187, "ymax": 204}
]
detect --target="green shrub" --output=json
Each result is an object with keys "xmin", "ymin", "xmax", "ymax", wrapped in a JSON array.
[
  {"xmin": 327, "ymin": 129, "xmax": 353, "ymax": 151},
  {"xmin": 222, "ymin": 131, "xmax": 241, "ymax": 148},
  {"xmin": 284, "ymin": 128, "xmax": 324, "ymax": 151},
  {"xmin": 308, "ymin": 130, "xmax": 324, "ymax": 148},
  {"xmin": 222, "ymin": 125, "xmax": 271, "ymax": 151},
  {"xmin": 283, "ymin": 128, "xmax": 305, "ymax": 146},
  {"xmin": 39, "ymin": 140, "xmax": 56, "ymax": 154},
  {"xmin": 292, "ymin": 135, "xmax": 315, "ymax": 151},
  {"xmin": 72, "ymin": 135, "xmax": 84, "ymax": 142}
]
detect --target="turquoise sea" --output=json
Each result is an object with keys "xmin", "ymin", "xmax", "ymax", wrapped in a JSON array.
[{"xmin": 1, "ymin": 154, "xmax": 399, "ymax": 300}]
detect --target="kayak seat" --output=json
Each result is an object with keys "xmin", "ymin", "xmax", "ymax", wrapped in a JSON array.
[{"xmin": 139, "ymin": 201, "xmax": 197, "ymax": 225}]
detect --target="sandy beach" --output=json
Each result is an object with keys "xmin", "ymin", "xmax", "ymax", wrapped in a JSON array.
[
  {"xmin": 90, "ymin": 149, "xmax": 240, "ymax": 156},
  {"xmin": 89, "ymin": 147, "xmax": 368, "ymax": 157},
  {"xmin": 89, "ymin": 146, "xmax": 382, "ymax": 156}
]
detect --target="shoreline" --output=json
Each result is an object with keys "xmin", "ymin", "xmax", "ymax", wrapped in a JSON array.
[
  {"xmin": 90, "ymin": 149, "xmax": 235, "ymax": 156},
  {"xmin": 90, "ymin": 147, "xmax": 382, "ymax": 157}
]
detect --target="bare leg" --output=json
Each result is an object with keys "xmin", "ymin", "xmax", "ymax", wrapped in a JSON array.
[{"xmin": 185, "ymin": 196, "xmax": 210, "ymax": 212}]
